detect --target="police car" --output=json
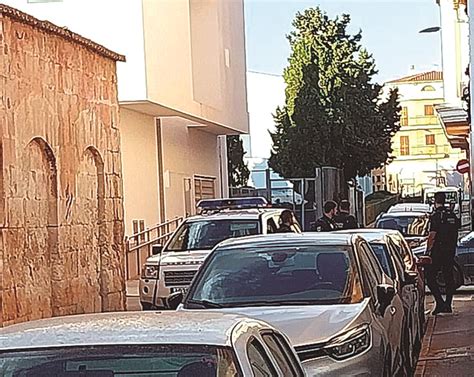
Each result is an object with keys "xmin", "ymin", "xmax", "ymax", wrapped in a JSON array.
[{"xmin": 139, "ymin": 198, "xmax": 301, "ymax": 310}]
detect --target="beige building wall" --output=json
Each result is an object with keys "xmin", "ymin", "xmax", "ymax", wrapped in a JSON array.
[
  {"xmin": 161, "ymin": 119, "xmax": 222, "ymax": 219},
  {"xmin": 120, "ymin": 109, "xmax": 161, "ymax": 235},
  {"xmin": 141, "ymin": 0, "xmax": 248, "ymax": 133}
]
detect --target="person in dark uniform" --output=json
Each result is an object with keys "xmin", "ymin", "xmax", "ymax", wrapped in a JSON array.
[
  {"xmin": 334, "ymin": 200, "xmax": 358, "ymax": 230},
  {"xmin": 313, "ymin": 201, "xmax": 337, "ymax": 232},
  {"xmin": 277, "ymin": 210, "xmax": 299, "ymax": 233},
  {"xmin": 425, "ymin": 192, "xmax": 460, "ymax": 315}
]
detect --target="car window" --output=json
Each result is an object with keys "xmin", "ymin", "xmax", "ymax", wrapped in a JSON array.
[
  {"xmin": 376, "ymin": 215, "xmax": 429, "ymax": 237},
  {"xmin": 386, "ymin": 238, "xmax": 408, "ymax": 281},
  {"xmin": 459, "ymin": 232, "xmax": 474, "ymax": 247},
  {"xmin": 187, "ymin": 245, "xmax": 364, "ymax": 307},
  {"xmin": 267, "ymin": 218, "xmax": 278, "ymax": 234},
  {"xmin": 247, "ymin": 338, "xmax": 278, "ymax": 377},
  {"xmin": 167, "ymin": 220, "xmax": 260, "ymax": 251},
  {"xmin": 369, "ymin": 243, "xmax": 395, "ymax": 279},
  {"xmin": 0, "ymin": 345, "xmax": 241, "ymax": 377},
  {"xmin": 357, "ymin": 241, "xmax": 383, "ymax": 299},
  {"xmin": 261, "ymin": 333, "xmax": 301, "ymax": 377},
  {"xmin": 391, "ymin": 234, "xmax": 416, "ymax": 271}
]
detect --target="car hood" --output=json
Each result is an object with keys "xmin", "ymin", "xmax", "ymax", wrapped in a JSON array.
[
  {"xmin": 160, "ymin": 250, "xmax": 211, "ymax": 266},
  {"xmin": 182, "ymin": 299, "xmax": 370, "ymax": 346}
]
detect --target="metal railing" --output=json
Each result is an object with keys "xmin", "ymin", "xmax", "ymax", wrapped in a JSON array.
[
  {"xmin": 125, "ymin": 217, "xmax": 183, "ymax": 280},
  {"xmin": 392, "ymin": 144, "xmax": 452, "ymax": 157}
]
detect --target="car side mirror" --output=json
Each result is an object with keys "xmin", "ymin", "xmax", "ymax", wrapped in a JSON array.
[
  {"xmin": 376, "ymin": 284, "xmax": 395, "ymax": 316},
  {"xmin": 165, "ymin": 292, "xmax": 183, "ymax": 310},
  {"xmin": 416, "ymin": 255, "xmax": 432, "ymax": 266},
  {"xmin": 151, "ymin": 244, "xmax": 163, "ymax": 256}
]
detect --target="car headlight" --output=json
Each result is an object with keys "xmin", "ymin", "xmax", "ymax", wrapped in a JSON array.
[
  {"xmin": 325, "ymin": 324, "xmax": 371, "ymax": 361},
  {"xmin": 141, "ymin": 264, "xmax": 159, "ymax": 279}
]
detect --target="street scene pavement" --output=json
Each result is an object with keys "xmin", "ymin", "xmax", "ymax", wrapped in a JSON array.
[{"xmin": 416, "ymin": 287, "xmax": 474, "ymax": 377}]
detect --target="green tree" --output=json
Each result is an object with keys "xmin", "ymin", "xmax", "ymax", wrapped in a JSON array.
[
  {"xmin": 226, "ymin": 135, "xmax": 250, "ymax": 187},
  {"xmin": 269, "ymin": 8, "xmax": 401, "ymax": 180}
]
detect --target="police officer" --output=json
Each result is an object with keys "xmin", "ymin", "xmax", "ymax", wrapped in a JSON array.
[
  {"xmin": 334, "ymin": 200, "xmax": 358, "ymax": 230},
  {"xmin": 426, "ymin": 192, "xmax": 460, "ymax": 315},
  {"xmin": 313, "ymin": 201, "xmax": 337, "ymax": 232}
]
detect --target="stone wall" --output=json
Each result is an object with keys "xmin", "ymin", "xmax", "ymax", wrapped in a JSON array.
[{"xmin": 0, "ymin": 6, "xmax": 126, "ymax": 326}]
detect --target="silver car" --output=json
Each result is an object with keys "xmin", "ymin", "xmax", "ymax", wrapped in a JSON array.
[
  {"xmin": 0, "ymin": 311, "xmax": 305, "ymax": 376},
  {"xmin": 177, "ymin": 233, "xmax": 406, "ymax": 376}
]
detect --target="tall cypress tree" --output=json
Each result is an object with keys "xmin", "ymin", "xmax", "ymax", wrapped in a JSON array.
[
  {"xmin": 226, "ymin": 135, "xmax": 250, "ymax": 188},
  {"xmin": 269, "ymin": 8, "xmax": 401, "ymax": 180}
]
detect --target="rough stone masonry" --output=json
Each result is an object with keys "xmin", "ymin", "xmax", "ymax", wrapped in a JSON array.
[{"xmin": 0, "ymin": 5, "xmax": 127, "ymax": 326}]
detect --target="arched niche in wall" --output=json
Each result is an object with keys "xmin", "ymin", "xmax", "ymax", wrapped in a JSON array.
[
  {"xmin": 73, "ymin": 146, "xmax": 106, "ymax": 313},
  {"xmin": 22, "ymin": 137, "xmax": 58, "ymax": 320}
]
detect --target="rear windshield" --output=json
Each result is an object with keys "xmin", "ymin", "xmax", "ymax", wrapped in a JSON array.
[
  {"xmin": 376, "ymin": 215, "xmax": 429, "ymax": 237},
  {"xmin": 167, "ymin": 220, "xmax": 260, "ymax": 251},
  {"xmin": 0, "ymin": 344, "xmax": 240, "ymax": 377}
]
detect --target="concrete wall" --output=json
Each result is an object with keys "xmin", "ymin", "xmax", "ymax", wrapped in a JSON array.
[
  {"xmin": 0, "ymin": 10, "xmax": 125, "ymax": 326},
  {"xmin": 120, "ymin": 109, "xmax": 160, "ymax": 235},
  {"xmin": 142, "ymin": 0, "xmax": 249, "ymax": 133}
]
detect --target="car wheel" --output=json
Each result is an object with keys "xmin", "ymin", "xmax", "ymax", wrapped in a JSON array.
[{"xmin": 436, "ymin": 263, "xmax": 463, "ymax": 294}]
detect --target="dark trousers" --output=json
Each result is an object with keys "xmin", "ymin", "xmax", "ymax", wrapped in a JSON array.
[{"xmin": 425, "ymin": 259, "xmax": 455, "ymax": 307}]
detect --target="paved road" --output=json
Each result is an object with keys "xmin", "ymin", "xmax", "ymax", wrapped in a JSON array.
[{"xmin": 416, "ymin": 286, "xmax": 474, "ymax": 377}]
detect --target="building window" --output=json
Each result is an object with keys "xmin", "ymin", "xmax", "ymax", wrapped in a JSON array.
[
  {"xmin": 400, "ymin": 107, "xmax": 408, "ymax": 126},
  {"xmin": 426, "ymin": 134, "xmax": 435, "ymax": 145},
  {"xmin": 424, "ymin": 105, "xmax": 435, "ymax": 116},
  {"xmin": 421, "ymin": 85, "xmax": 436, "ymax": 92},
  {"xmin": 400, "ymin": 136, "xmax": 410, "ymax": 156},
  {"xmin": 194, "ymin": 176, "xmax": 216, "ymax": 204}
]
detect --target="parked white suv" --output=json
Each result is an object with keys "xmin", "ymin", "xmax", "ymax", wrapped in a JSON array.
[{"xmin": 139, "ymin": 198, "xmax": 300, "ymax": 310}]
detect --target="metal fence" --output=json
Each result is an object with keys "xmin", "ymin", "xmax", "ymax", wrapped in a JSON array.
[{"xmin": 124, "ymin": 217, "xmax": 183, "ymax": 280}]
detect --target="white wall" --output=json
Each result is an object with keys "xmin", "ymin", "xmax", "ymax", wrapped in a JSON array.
[
  {"xmin": 246, "ymin": 72, "xmax": 286, "ymax": 158},
  {"xmin": 2, "ymin": 0, "xmax": 147, "ymax": 102},
  {"xmin": 388, "ymin": 81, "xmax": 444, "ymax": 102}
]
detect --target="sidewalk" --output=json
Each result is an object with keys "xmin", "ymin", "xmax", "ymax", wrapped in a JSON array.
[{"xmin": 415, "ymin": 289, "xmax": 474, "ymax": 377}]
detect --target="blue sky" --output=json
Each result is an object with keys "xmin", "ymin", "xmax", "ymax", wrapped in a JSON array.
[{"xmin": 244, "ymin": 0, "xmax": 442, "ymax": 83}]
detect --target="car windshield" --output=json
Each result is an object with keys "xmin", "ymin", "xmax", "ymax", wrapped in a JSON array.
[
  {"xmin": 0, "ymin": 345, "xmax": 240, "ymax": 377},
  {"xmin": 167, "ymin": 220, "xmax": 260, "ymax": 251},
  {"xmin": 369, "ymin": 243, "xmax": 395, "ymax": 279},
  {"xmin": 187, "ymin": 245, "xmax": 364, "ymax": 307},
  {"xmin": 376, "ymin": 215, "xmax": 429, "ymax": 237}
]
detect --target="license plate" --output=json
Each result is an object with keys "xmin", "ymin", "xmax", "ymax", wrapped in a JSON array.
[{"xmin": 170, "ymin": 287, "xmax": 187, "ymax": 294}]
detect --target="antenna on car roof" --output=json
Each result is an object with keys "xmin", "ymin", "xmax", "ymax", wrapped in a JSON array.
[{"xmin": 196, "ymin": 197, "xmax": 269, "ymax": 214}]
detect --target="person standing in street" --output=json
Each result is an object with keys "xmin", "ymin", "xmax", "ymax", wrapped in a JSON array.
[
  {"xmin": 313, "ymin": 201, "xmax": 337, "ymax": 232},
  {"xmin": 425, "ymin": 192, "xmax": 460, "ymax": 315},
  {"xmin": 334, "ymin": 200, "xmax": 358, "ymax": 230}
]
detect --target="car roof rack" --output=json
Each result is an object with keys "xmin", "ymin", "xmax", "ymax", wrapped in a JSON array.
[{"xmin": 196, "ymin": 197, "xmax": 269, "ymax": 214}]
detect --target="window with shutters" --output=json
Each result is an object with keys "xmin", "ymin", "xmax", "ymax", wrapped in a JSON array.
[
  {"xmin": 400, "ymin": 136, "xmax": 410, "ymax": 155},
  {"xmin": 400, "ymin": 107, "xmax": 408, "ymax": 126},
  {"xmin": 426, "ymin": 134, "xmax": 435, "ymax": 145},
  {"xmin": 424, "ymin": 105, "xmax": 435, "ymax": 116},
  {"xmin": 194, "ymin": 176, "xmax": 216, "ymax": 205}
]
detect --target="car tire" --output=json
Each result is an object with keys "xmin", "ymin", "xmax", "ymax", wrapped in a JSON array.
[{"xmin": 436, "ymin": 263, "xmax": 463, "ymax": 294}]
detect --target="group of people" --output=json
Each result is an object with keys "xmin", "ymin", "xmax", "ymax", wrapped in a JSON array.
[
  {"xmin": 276, "ymin": 192, "xmax": 460, "ymax": 315},
  {"xmin": 277, "ymin": 200, "xmax": 358, "ymax": 233}
]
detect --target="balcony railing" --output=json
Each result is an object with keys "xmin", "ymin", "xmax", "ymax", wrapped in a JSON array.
[
  {"xmin": 400, "ymin": 115, "xmax": 440, "ymax": 127},
  {"xmin": 392, "ymin": 144, "xmax": 452, "ymax": 157}
]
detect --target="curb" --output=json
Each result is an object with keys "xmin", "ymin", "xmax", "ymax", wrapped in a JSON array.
[{"xmin": 415, "ymin": 314, "xmax": 437, "ymax": 377}]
